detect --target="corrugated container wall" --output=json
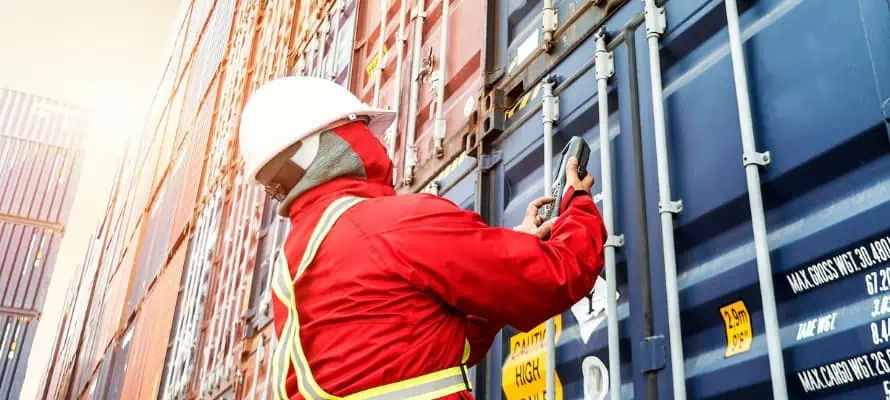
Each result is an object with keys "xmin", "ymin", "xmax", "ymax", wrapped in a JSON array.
[
  {"xmin": 43, "ymin": 236, "xmax": 101, "ymax": 400},
  {"xmin": 350, "ymin": 0, "xmax": 484, "ymax": 194},
  {"xmin": 161, "ymin": 186, "xmax": 225, "ymax": 399},
  {"xmin": 195, "ymin": 176, "xmax": 264, "ymax": 397},
  {"xmin": 200, "ymin": 0, "xmax": 259, "ymax": 205},
  {"xmin": 0, "ymin": 88, "xmax": 87, "ymax": 400},
  {"xmin": 37, "ymin": 259, "xmax": 83, "ymax": 398},
  {"xmin": 119, "ymin": 245, "xmax": 186, "ymax": 400}
]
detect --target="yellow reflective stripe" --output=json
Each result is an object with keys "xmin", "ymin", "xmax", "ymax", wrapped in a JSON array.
[
  {"xmin": 462, "ymin": 339, "xmax": 471, "ymax": 364},
  {"xmin": 271, "ymin": 317, "xmax": 294, "ymax": 400},
  {"xmin": 271, "ymin": 248, "xmax": 296, "ymax": 400},
  {"xmin": 294, "ymin": 197, "xmax": 365, "ymax": 278}
]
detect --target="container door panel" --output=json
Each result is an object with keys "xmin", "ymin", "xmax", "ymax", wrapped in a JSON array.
[
  {"xmin": 487, "ymin": 5, "xmax": 651, "ymax": 396},
  {"xmin": 634, "ymin": 0, "xmax": 890, "ymax": 398}
]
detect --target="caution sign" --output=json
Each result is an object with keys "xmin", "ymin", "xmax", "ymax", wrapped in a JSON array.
[
  {"xmin": 502, "ymin": 315, "xmax": 564, "ymax": 400},
  {"xmin": 720, "ymin": 300, "xmax": 753, "ymax": 357}
]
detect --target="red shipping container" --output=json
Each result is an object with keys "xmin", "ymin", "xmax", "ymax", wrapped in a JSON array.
[
  {"xmin": 95, "ymin": 260, "xmax": 132, "ymax": 359},
  {"xmin": 178, "ymin": 0, "xmax": 237, "ymax": 144},
  {"xmin": 161, "ymin": 184, "xmax": 226, "ymax": 399},
  {"xmin": 351, "ymin": 0, "xmax": 484, "ymax": 192},
  {"xmin": 201, "ymin": 0, "xmax": 259, "ymax": 204},
  {"xmin": 194, "ymin": 175, "xmax": 263, "ymax": 396},
  {"xmin": 238, "ymin": 323, "xmax": 275, "ymax": 400},
  {"xmin": 168, "ymin": 80, "xmax": 219, "ymax": 251},
  {"xmin": 119, "ymin": 243, "xmax": 187, "ymax": 400},
  {"xmin": 251, "ymin": 0, "xmax": 299, "ymax": 91}
]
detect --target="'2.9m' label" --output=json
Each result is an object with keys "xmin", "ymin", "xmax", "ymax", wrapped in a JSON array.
[{"xmin": 720, "ymin": 300, "xmax": 752, "ymax": 357}]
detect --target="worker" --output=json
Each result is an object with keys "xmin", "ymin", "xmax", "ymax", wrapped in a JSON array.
[{"xmin": 238, "ymin": 76, "xmax": 608, "ymax": 400}]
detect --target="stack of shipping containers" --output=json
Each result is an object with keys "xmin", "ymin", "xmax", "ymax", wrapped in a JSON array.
[
  {"xmin": 0, "ymin": 88, "xmax": 87, "ymax": 400},
  {"xmin": 43, "ymin": 0, "xmax": 890, "ymax": 399}
]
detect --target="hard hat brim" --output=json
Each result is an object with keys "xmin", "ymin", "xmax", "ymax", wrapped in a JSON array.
[
  {"xmin": 246, "ymin": 108, "xmax": 397, "ymax": 183},
  {"xmin": 363, "ymin": 108, "xmax": 398, "ymax": 138}
]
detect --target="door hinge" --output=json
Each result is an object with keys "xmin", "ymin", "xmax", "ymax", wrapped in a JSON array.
[
  {"xmin": 644, "ymin": 0, "xmax": 667, "ymax": 38},
  {"xmin": 595, "ymin": 29, "xmax": 614, "ymax": 81},
  {"xmin": 542, "ymin": 78, "xmax": 559, "ymax": 124}
]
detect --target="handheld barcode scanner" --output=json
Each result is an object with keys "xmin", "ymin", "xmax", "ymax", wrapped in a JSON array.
[{"xmin": 544, "ymin": 136, "xmax": 591, "ymax": 220}]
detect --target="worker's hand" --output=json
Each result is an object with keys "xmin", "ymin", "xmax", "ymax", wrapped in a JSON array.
[
  {"xmin": 567, "ymin": 157, "xmax": 594, "ymax": 192},
  {"xmin": 515, "ymin": 197, "xmax": 555, "ymax": 240}
]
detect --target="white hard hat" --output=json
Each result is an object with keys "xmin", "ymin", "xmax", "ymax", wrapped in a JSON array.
[{"xmin": 238, "ymin": 76, "xmax": 396, "ymax": 184}]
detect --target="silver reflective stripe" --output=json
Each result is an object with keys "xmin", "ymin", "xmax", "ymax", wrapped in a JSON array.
[
  {"xmin": 272, "ymin": 316, "xmax": 293, "ymax": 400},
  {"xmin": 357, "ymin": 371, "xmax": 468, "ymax": 400},
  {"xmin": 272, "ymin": 249, "xmax": 291, "ymax": 298}
]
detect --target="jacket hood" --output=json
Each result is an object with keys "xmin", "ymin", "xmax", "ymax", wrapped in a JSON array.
[{"xmin": 280, "ymin": 121, "xmax": 395, "ymax": 217}]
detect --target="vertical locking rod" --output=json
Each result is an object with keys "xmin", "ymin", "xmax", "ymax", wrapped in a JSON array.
[
  {"xmin": 542, "ymin": 0, "xmax": 558, "ymax": 53},
  {"xmin": 316, "ymin": 21, "xmax": 328, "ymax": 78},
  {"xmin": 326, "ymin": 0, "xmax": 344, "ymax": 80},
  {"xmin": 432, "ymin": 0, "xmax": 451, "ymax": 157},
  {"xmin": 724, "ymin": 0, "xmax": 788, "ymax": 398},
  {"xmin": 596, "ymin": 29, "xmax": 623, "ymax": 400},
  {"xmin": 373, "ymin": 0, "xmax": 388, "ymax": 106},
  {"xmin": 542, "ymin": 78, "xmax": 558, "ymax": 400},
  {"xmin": 403, "ymin": 0, "xmax": 426, "ymax": 185},
  {"xmin": 387, "ymin": 0, "xmax": 410, "ymax": 185},
  {"xmin": 642, "ymin": 0, "xmax": 687, "ymax": 397}
]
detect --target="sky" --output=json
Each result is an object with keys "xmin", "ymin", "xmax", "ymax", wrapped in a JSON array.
[{"xmin": 0, "ymin": 0, "xmax": 180, "ymax": 398}]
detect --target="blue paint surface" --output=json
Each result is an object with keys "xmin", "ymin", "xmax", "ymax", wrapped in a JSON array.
[{"xmin": 443, "ymin": 0, "xmax": 890, "ymax": 398}]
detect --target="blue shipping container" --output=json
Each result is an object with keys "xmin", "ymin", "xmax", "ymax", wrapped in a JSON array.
[{"xmin": 440, "ymin": 0, "xmax": 890, "ymax": 398}]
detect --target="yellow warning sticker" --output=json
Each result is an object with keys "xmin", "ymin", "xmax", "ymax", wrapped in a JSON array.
[
  {"xmin": 720, "ymin": 300, "xmax": 753, "ymax": 357},
  {"xmin": 502, "ymin": 315, "xmax": 564, "ymax": 400},
  {"xmin": 365, "ymin": 45, "xmax": 389, "ymax": 80},
  {"xmin": 505, "ymin": 83, "xmax": 543, "ymax": 121}
]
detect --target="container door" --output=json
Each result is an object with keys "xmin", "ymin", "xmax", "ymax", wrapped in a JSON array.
[
  {"xmin": 638, "ymin": 0, "xmax": 890, "ymax": 398},
  {"xmin": 481, "ymin": 4, "xmax": 651, "ymax": 398}
]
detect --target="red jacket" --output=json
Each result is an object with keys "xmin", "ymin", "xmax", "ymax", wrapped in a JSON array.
[{"xmin": 273, "ymin": 122, "xmax": 607, "ymax": 399}]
